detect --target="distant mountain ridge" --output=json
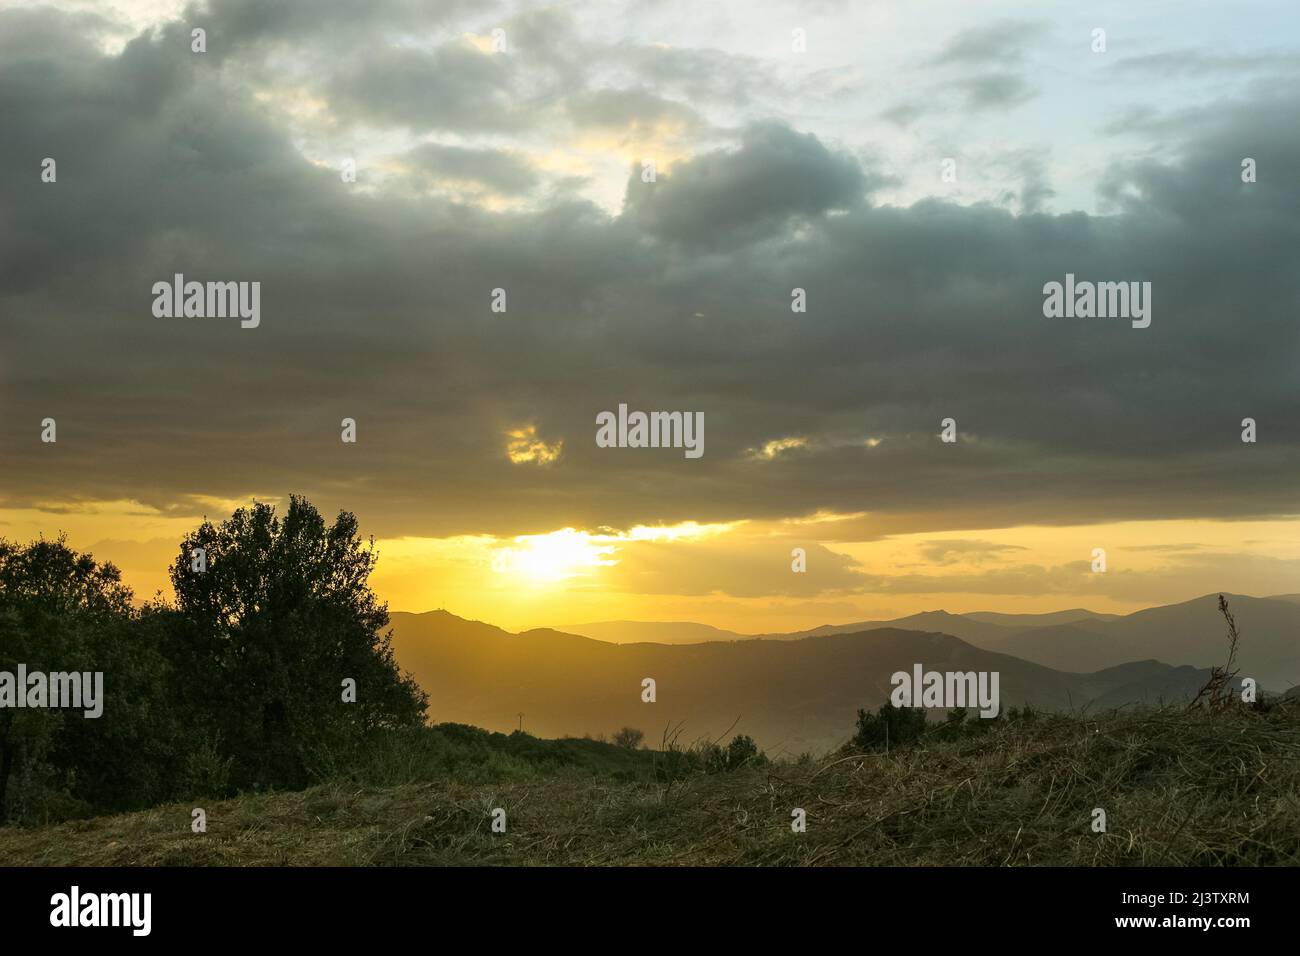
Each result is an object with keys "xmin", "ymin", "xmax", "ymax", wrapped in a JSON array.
[
  {"xmin": 962, "ymin": 608, "xmax": 1122, "ymax": 626},
  {"xmin": 556, "ymin": 620, "xmax": 749, "ymax": 644},
  {"xmin": 389, "ymin": 610, "xmax": 1214, "ymax": 754},
  {"xmin": 552, "ymin": 593, "xmax": 1300, "ymax": 687}
]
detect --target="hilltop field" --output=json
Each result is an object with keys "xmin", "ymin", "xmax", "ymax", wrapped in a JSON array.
[{"xmin": 4, "ymin": 705, "xmax": 1299, "ymax": 867}]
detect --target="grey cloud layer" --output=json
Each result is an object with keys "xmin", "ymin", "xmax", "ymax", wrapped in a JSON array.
[{"xmin": 1, "ymin": 4, "xmax": 1297, "ymax": 541}]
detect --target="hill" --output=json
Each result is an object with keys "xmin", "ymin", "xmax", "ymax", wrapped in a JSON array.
[
  {"xmin": 565, "ymin": 608, "xmax": 1118, "ymax": 648},
  {"xmin": 785, "ymin": 610, "xmax": 1014, "ymax": 646},
  {"xmin": 556, "ymin": 595, "xmax": 1300, "ymax": 689},
  {"xmin": 557, "ymin": 620, "xmax": 750, "ymax": 644},
  {"xmin": 980, "ymin": 622, "xmax": 1137, "ymax": 674},
  {"xmin": 388, "ymin": 611, "xmax": 1211, "ymax": 753},
  {"xmin": 5, "ymin": 707, "xmax": 1297, "ymax": 866},
  {"xmin": 962, "ymin": 608, "xmax": 1121, "ymax": 627},
  {"xmin": 979, "ymin": 594, "xmax": 1300, "ymax": 686}
]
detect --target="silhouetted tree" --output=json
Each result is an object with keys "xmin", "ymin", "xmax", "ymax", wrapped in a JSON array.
[{"xmin": 168, "ymin": 496, "xmax": 428, "ymax": 790}]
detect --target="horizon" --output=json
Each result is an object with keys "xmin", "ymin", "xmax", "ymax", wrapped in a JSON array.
[
  {"xmin": 396, "ymin": 587, "xmax": 1297, "ymax": 638},
  {"xmin": 10, "ymin": 504, "xmax": 1300, "ymax": 632}
]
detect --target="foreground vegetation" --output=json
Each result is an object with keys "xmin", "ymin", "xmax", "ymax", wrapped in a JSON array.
[
  {"xmin": 4, "ymin": 703, "xmax": 1298, "ymax": 866},
  {"xmin": 1, "ymin": 497, "xmax": 428, "ymax": 824}
]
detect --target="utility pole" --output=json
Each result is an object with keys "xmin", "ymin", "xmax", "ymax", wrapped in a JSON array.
[{"xmin": 517, "ymin": 712, "xmax": 524, "ymax": 733}]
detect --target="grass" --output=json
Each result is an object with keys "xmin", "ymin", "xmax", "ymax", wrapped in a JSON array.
[{"xmin": 3, "ymin": 705, "xmax": 1299, "ymax": 866}]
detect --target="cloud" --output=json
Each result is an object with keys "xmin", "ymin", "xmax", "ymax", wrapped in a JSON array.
[
  {"xmin": 959, "ymin": 72, "xmax": 1035, "ymax": 111},
  {"xmin": 916, "ymin": 540, "xmax": 1028, "ymax": 564},
  {"xmin": 600, "ymin": 536, "xmax": 865, "ymax": 598},
  {"xmin": 326, "ymin": 42, "xmax": 525, "ymax": 133},
  {"xmin": 1111, "ymin": 49, "xmax": 1300, "ymax": 78},
  {"xmin": 566, "ymin": 87, "xmax": 702, "ymax": 135},
  {"xmin": 1, "ymin": 3, "xmax": 1298, "ymax": 547},
  {"xmin": 748, "ymin": 437, "xmax": 808, "ymax": 460},
  {"xmin": 505, "ymin": 426, "xmax": 563, "ymax": 465},
  {"xmin": 401, "ymin": 142, "xmax": 539, "ymax": 196},
  {"xmin": 905, "ymin": 20, "xmax": 1046, "ymax": 119},
  {"xmin": 622, "ymin": 121, "xmax": 876, "ymax": 245},
  {"xmin": 605, "ymin": 43, "xmax": 775, "ymax": 106},
  {"xmin": 930, "ymin": 19, "xmax": 1049, "ymax": 67},
  {"xmin": 192, "ymin": 0, "xmax": 499, "ymax": 54}
]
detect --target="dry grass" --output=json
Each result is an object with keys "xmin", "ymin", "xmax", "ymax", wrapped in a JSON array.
[{"xmin": 3, "ymin": 705, "xmax": 1298, "ymax": 866}]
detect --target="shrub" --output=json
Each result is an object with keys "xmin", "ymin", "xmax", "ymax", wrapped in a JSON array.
[
  {"xmin": 725, "ymin": 734, "xmax": 763, "ymax": 768},
  {"xmin": 853, "ymin": 702, "xmax": 928, "ymax": 751},
  {"xmin": 612, "ymin": 727, "xmax": 644, "ymax": 750}
]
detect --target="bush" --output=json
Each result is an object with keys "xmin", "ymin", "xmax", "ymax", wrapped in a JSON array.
[
  {"xmin": 853, "ymin": 702, "xmax": 928, "ymax": 752},
  {"xmin": 696, "ymin": 734, "xmax": 765, "ymax": 773},
  {"xmin": 612, "ymin": 727, "xmax": 644, "ymax": 750},
  {"xmin": 182, "ymin": 734, "xmax": 235, "ymax": 800},
  {"xmin": 726, "ymin": 734, "xmax": 763, "ymax": 768}
]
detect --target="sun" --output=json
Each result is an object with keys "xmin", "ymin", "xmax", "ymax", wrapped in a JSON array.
[{"xmin": 491, "ymin": 529, "xmax": 618, "ymax": 585}]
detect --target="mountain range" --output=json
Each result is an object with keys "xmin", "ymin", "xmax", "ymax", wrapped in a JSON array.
[
  {"xmin": 563, "ymin": 593, "xmax": 1300, "ymax": 687},
  {"xmin": 384, "ymin": 592, "xmax": 1298, "ymax": 754}
]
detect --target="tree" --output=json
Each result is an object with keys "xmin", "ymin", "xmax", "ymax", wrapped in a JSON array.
[
  {"xmin": 168, "ymin": 496, "xmax": 427, "ymax": 790},
  {"xmin": 612, "ymin": 727, "xmax": 644, "ymax": 750},
  {"xmin": 0, "ymin": 536, "xmax": 176, "ymax": 821}
]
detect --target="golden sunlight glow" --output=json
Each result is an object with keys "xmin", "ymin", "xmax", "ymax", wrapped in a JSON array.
[
  {"xmin": 461, "ymin": 32, "xmax": 499, "ymax": 54},
  {"xmin": 750, "ymin": 436, "xmax": 808, "ymax": 459},
  {"xmin": 492, "ymin": 529, "xmax": 618, "ymax": 583},
  {"xmin": 488, "ymin": 522, "xmax": 737, "ymax": 585},
  {"xmin": 625, "ymin": 521, "xmax": 740, "ymax": 542},
  {"xmin": 572, "ymin": 128, "xmax": 694, "ymax": 172},
  {"xmin": 505, "ymin": 426, "xmax": 563, "ymax": 465},
  {"xmin": 7, "ymin": 499, "xmax": 1300, "ymax": 636},
  {"xmin": 782, "ymin": 509, "xmax": 870, "ymax": 525}
]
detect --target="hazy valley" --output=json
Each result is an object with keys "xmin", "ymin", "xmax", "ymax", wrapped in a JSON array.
[{"xmin": 385, "ymin": 591, "xmax": 1299, "ymax": 754}]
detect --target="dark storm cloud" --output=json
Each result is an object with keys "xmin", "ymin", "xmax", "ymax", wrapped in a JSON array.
[
  {"xmin": 1, "ymin": 4, "xmax": 1297, "ymax": 540},
  {"xmin": 326, "ymin": 42, "xmax": 527, "ymax": 132},
  {"xmin": 622, "ymin": 121, "xmax": 874, "ymax": 245},
  {"xmin": 191, "ymin": 0, "xmax": 500, "ymax": 53}
]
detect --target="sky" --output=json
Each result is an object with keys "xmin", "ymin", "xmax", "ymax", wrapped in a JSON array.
[{"xmin": 1, "ymin": 0, "xmax": 1298, "ymax": 632}]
